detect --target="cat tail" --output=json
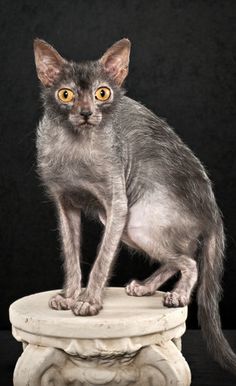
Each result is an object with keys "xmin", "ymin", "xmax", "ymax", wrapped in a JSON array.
[{"xmin": 197, "ymin": 215, "xmax": 236, "ymax": 374}]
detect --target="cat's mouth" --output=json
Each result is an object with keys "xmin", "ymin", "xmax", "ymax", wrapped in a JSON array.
[
  {"xmin": 78, "ymin": 121, "xmax": 97, "ymax": 130},
  {"xmin": 69, "ymin": 115, "xmax": 100, "ymax": 129},
  {"xmin": 80, "ymin": 120, "xmax": 95, "ymax": 126}
]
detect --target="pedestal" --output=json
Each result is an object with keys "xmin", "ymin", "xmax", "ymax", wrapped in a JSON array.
[{"xmin": 9, "ymin": 288, "xmax": 191, "ymax": 386}]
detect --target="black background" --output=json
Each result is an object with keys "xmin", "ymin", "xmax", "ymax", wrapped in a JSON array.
[{"xmin": 0, "ymin": 0, "xmax": 235, "ymax": 330}]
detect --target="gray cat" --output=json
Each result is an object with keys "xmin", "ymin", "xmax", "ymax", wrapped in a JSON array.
[{"xmin": 34, "ymin": 38, "xmax": 236, "ymax": 374}]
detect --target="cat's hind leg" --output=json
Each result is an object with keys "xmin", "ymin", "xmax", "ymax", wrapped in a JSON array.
[
  {"xmin": 125, "ymin": 263, "xmax": 178, "ymax": 296},
  {"xmin": 125, "ymin": 256, "xmax": 198, "ymax": 307},
  {"xmin": 123, "ymin": 197, "xmax": 199, "ymax": 307},
  {"xmin": 163, "ymin": 256, "xmax": 198, "ymax": 307}
]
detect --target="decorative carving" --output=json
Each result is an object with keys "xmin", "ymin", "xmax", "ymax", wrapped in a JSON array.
[
  {"xmin": 14, "ymin": 341, "xmax": 191, "ymax": 386},
  {"xmin": 14, "ymin": 345, "xmax": 66, "ymax": 386}
]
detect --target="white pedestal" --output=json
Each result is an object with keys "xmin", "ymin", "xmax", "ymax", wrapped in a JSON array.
[{"xmin": 9, "ymin": 288, "xmax": 191, "ymax": 386}]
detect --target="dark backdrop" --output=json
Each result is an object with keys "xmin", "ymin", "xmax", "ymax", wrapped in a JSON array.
[{"xmin": 0, "ymin": 0, "xmax": 235, "ymax": 329}]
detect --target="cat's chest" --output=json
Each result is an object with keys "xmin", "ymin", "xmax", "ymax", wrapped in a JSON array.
[{"xmin": 37, "ymin": 130, "xmax": 109, "ymax": 189}]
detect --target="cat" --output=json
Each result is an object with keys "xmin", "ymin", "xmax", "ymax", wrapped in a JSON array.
[{"xmin": 34, "ymin": 38, "xmax": 236, "ymax": 374}]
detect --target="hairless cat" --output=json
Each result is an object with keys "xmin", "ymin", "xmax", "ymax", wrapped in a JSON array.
[{"xmin": 34, "ymin": 38, "xmax": 236, "ymax": 374}]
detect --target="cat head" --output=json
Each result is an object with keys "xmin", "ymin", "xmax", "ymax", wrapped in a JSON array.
[{"xmin": 34, "ymin": 38, "xmax": 131, "ymax": 132}]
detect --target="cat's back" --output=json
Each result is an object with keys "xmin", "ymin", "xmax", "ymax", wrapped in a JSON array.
[
  {"xmin": 116, "ymin": 96, "xmax": 216, "ymax": 218},
  {"xmin": 117, "ymin": 96, "xmax": 184, "ymax": 145},
  {"xmin": 116, "ymin": 96, "xmax": 203, "ymax": 174}
]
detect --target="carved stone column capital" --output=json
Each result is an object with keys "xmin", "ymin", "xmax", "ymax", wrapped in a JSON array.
[{"xmin": 10, "ymin": 288, "xmax": 191, "ymax": 386}]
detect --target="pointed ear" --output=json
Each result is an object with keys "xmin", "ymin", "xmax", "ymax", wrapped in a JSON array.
[
  {"xmin": 33, "ymin": 39, "xmax": 66, "ymax": 87},
  {"xmin": 100, "ymin": 38, "xmax": 131, "ymax": 86}
]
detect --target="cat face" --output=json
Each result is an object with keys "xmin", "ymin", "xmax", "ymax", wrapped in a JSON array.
[
  {"xmin": 41, "ymin": 61, "xmax": 122, "ymax": 130},
  {"xmin": 58, "ymin": 77, "xmax": 113, "ymax": 129},
  {"xmin": 34, "ymin": 38, "xmax": 131, "ymax": 132}
]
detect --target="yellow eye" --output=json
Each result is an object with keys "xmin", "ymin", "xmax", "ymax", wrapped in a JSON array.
[
  {"xmin": 95, "ymin": 87, "xmax": 111, "ymax": 101},
  {"xmin": 58, "ymin": 88, "xmax": 75, "ymax": 103}
]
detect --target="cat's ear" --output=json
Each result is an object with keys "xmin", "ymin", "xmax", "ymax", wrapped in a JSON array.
[
  {"xmin": 100, "ymin": 38, "xmax": 131, "ymax": 86},
  {"xmin": 34, "ymin": 39, "xmax": 66, "ymax": 87}
]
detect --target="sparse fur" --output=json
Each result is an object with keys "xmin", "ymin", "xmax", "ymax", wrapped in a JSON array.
[{"xmin": 34, "ymin": 38, "xmax": 236, "ymax": 374}]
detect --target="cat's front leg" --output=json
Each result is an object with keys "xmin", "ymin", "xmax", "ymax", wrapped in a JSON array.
[
  {"xmin": 49, "ymin": 195, "xmax": 82, "ymax": 311},
  {"xmin": 72, "ymin": 187, "xmax": 128, "ymax": 316}
]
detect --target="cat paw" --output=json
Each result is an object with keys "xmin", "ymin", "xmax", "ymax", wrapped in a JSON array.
[
  {"xmin": 125, "ymin": 280, "xmax": 154, "ymax": 296},
  {"xmin": 163, "ymin": 291, "xmax": 188, "ymax": 308},
  {"xmin": 71, "ymin": 295, "xmax": 102, "ymax": 316},
  {"xmin": 49, "ymin": 293, "xmax": 75, "ymax": 311}
]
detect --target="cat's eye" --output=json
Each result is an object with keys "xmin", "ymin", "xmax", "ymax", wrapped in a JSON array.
[
  {"xmin": 58, "ymin": 88, "xmax": 75, "ymax": 103},
  {"xmin": 95, "ymin": 87, "xmax": 111, "ymax": 101}
]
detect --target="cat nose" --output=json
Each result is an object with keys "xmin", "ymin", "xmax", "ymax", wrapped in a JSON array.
[{"xmin": 80, "ymin": 110, "xmax": 92, "ymax": 118}]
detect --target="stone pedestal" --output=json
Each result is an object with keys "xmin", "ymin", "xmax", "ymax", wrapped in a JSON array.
[{"xmin": 9, "ymin": 288, "xmax": 191, "ymax": 386}]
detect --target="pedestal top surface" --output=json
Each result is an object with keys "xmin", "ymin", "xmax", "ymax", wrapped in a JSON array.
[{"xmin": 9, "ymin": 288, "xmax": 187, "ymax": 339}]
